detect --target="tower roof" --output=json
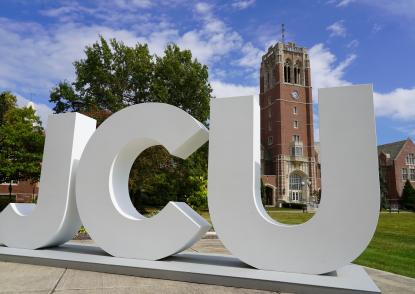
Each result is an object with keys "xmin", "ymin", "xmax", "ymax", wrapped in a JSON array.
[{"xmin": 261, "ymin": 41, "xmax": 309, "ymax": 65}]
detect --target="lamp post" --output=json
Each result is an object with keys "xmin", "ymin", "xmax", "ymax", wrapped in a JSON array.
[
  {"xmin": 307, "ymin": 179, "xmax": 313, "ymax": 205},
  {"xmin": 8, "ymin": 182, "xmax": 12, "ymax": 201}
]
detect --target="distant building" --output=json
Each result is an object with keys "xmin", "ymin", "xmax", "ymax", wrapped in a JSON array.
[
  {"xmin": 260, "ymin": 41, "xmax": 320, "ymax": 206},
  {"xmin": 378, "ymin": 138, "xmax": 415, "ymax": 207},
  {"xmin": 0, "ymin": 181, "xmax": 39, "ymax": 211}
]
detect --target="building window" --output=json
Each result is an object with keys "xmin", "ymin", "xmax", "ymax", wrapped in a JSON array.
[
  {"xmin": 293, "ymin": 106, "xmax": 297, "ymax": 115},
  {"xmin": 291, "ymin": 146, "xmax": 303, "ymax": 157},
  {"xmin": 284, "ymin": 60, "xmax": 292, "ymax": 83},
  {"xmin": 268, "ymin": 136, "xmax": 273, "ymax": 145},
  {"xmin": 407, "ymin": 153, "xmax": 415, "ymax": 165},
  {"xmin": 410, "ymin": 169, "xmax": 415, "ymax": 181},
  {"xmin": 290, "ymin": 191, "xmax": 302, "ymax": 202},
  {"xmin": 293, "ymin": 120, "xmax": 298, "ymax": 128},
  {"xmin": 289, "ymin": 174, "xmax": 302, "ymax": 190},
  {"xmin": 294, "ymin": 61, "xmax": 302, "ymax": 85},
  {"xmin": 402, "ymin": 168, "xmax": 409, "ymax": 180},
  {"xmin": 292, "ymin": 135, "xmax": 300, "ymax": 142},
  {"xmin": 294, "ymin": 68, "xmax": 298, "ymax": 84},
  {"xmin": 268, "ymin": 120, "xmax": 272, "ymax": 131}
]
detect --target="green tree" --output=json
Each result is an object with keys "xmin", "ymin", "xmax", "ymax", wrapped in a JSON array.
[
  {"xmin": 401, "ymin": 180, "xmax": 415, "ymax": 211},
  {"xmin": 50, "ymin": 37, "xmax": 155, "ymax": 124},
  {"xmin": 152, "ymin": 44, "xmax": 211, "ymax": 122},
  {"xmin": 0, "ymin": 92, "xmax": 44, "ymax": 186},
  {"xmin": 49, "ymin": 37, "xmax": 212, "ymax": 211},
  {"xmin": 0, "ymin": 91, "xmax": 17, "ymax": 126},
  {"xmin": 379, "ymin": 167, "xmax": 389, "ymax": 210}
]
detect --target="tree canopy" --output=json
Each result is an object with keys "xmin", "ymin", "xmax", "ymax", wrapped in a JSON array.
[
  {"xmin": 49, "ymin": 37, "xmax": 212, "ymax": 211},
  {"xmin": 0, "ymin": 91, "xmax": 45, "ymax": 184}
]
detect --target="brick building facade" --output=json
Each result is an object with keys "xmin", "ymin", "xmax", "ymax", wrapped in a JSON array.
[
  {"xmin": 260, "ymin": 41, "xmax": 320, "ymax": 206},
  {"xmin": 378, "ymin": 138, "xmax": 415, "ymax": 207},
  {"xmin": 0, "ymin": 181, "xmax": 39, "ymax": 211}
]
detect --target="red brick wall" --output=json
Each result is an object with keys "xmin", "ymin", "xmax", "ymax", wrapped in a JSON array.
[
  {"xmin": 0, "ymin": 181, "xmax": 38, "ymax": 203},
  {"xmin": 379, "ymin": 139, "xmax": 415, "ymax": 201},
  {"xmin": 261, "ymin": 175, "xmax": 277, "ymax": 187},
  {"xmin": 260, "ymin": 63, "xmax": 315, "ymax": 161},
  {"xmin": 393, "ymin": 140, "xmax": 415, "ymax": 196}
]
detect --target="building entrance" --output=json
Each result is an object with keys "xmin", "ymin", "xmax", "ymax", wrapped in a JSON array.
[{"xmin": 290, "ymin": 191, "xmax": 302, "ymax": 202}]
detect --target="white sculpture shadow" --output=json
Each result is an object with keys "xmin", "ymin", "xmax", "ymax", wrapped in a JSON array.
[{"xmin": 208, "ymin": 85, "xmax": 380, "ymax": 274}]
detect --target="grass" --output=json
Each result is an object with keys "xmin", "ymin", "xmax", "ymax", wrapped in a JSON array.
[
  {"xmin": 265, "ymin": 210, "xmax": 314, "ymax": 224},
  {"xmin": 271, "ymin": 211, "xmax": 415, "ymax": 278},
  {"xmin": 144, "ymin": 207, "xmax": 415, "ymax": 278},
  {"xmin": 354, "ymin": 212, "xmax": 415, "ymax": 278}
]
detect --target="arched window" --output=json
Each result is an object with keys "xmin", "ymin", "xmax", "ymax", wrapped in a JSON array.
[
  {"xmin": 284, "ymin": 60, "xmax": 292, "ymax": 83},
  {"xmin": 294, "ymin": 61, "xmax": 302, "ymax": 85},
  {"xmin": 289, "ymin": 174, "xmax": 302, "ymax": 190},
  {"xmin": 284, "ymin": 64, "xmax": 287, "ymax": 82}
]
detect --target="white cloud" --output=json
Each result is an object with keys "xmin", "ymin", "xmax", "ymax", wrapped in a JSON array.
[
  {"xmin": 175, "ymin": 3, "xmax": 243, "ymax": 64},
  {"xmin": 210, "ymin": 80, "xmax": 258, "ymax": 98},
  {"xmin": 337, "ymin": 0, "xmax": 355, "ymax": 7},
  {"xmin": 326, "ymin": 20, "xmax": 347, "ymax": 37},
  {"xmin": 362, "ymin": 0, "xmax": 415, "ymax": 19},
  {"xmin": 0, "ymin": 18, "xmax": 142, "ymax": 100},
  {"xmin": 177, "ymin": 27, "xmax": 242, "ymax": 64},
  {"xmin": 330, "ymin": 0, "xmax": 415, "ymax": 19},
  {"xmin": 195, "ymin": 2, "xmax": 212, "ymax": 14},
  {"xmin": 232, "ymin": 0, "xmax": 256, "ymax": 10},
  {"xmin": 309, "ymin": 43, "xmax": 415, "ymax": 122},
  {"xmin": 0, "ymin": 3, "xmax": 260, "ymax": 121},
  {"xmin": 309, "ymin": 43, "xmax": 355, "ymax": 99},
  {"xmin": 237, "ymin": 42, "xmax": 264, "ymax": 68},
  {"xmin": 374, "ymin": 88, "xmax": 415, "ymax": 120},
  {"xmin": 0, "ymin": 9, "xmax": 245, "ymax": 102},
  {"xmin": 372, "ymin": 23, "xmax": 382, "ymax": 33},
  {"xmin": 114, "ymin": 0, "xmax": 153, "ymax": 9},
  {"xmin": 347, "ymin": 39, "xmax": 359, "ymax": 49},
  {"xmin": 396, "ymin": 125, "xmax": 415, "ymax": 137},
  {"xmin": 329, "ymin": 0, "xmax": 356, "ymax": 7},
  {"xmin": 15, "ymin": 94, "xmax": 53, "ymax": 126},
  {"xmin": 40, "ymin": 3, "xmax": 97, "ymax": 21}
]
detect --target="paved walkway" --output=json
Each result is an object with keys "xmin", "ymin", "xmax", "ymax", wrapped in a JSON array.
[{"xmin": 0, "ymin": 239, "xmax": 414, "ymax": 293}]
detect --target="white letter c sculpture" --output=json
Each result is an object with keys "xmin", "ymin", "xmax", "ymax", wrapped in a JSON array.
[
  {"xmin": 76, "ymin": 103, "xmax": 210, "ymax": 260},
  {"xmin": 208, "ymin": 85, "xmax": 379, "ymax": 274}
]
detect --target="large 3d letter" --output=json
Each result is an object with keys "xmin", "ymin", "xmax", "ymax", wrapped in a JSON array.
[
  {"xmin": 76, "ymin": 103, "xmax": 210, "ymax": 260},
  {"xmin": 0, "ymin": 113, "xmax": 96, "ymax": 249},
  {"xmin": 208, "ymin": 85, "xmax": 379, "ymax": 274}
]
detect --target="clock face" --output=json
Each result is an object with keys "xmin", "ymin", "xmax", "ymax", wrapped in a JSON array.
[{"xmin": 291, "ymin": 90, "xmax": 300, "ymax": 100}]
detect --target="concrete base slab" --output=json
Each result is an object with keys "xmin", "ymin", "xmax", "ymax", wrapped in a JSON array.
[{"xmin": 0, "ymin": 243, "xmax": 380, "ymax": 294}]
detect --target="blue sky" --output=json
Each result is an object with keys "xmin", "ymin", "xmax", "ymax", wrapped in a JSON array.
[{"xmin": 0, "ymin": 0, "xmax": 414, "ymax": 144}]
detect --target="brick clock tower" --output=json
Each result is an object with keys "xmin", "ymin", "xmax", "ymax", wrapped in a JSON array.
[{"xmin": 260, "ymin": 41, "xmax": 320, "ymax": 206}]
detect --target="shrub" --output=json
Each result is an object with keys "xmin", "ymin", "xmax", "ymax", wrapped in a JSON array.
[
  {"xmin": 281, "ymin": 202, "xmax": 306, "ymax": 210},
  {"xmin": 401, "ymin": 180, "xmax": 415, "ymax": 211}
]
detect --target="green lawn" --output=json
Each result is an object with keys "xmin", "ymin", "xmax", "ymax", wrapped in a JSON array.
[
  {"xmin": 354, "ymin": 212, "xmax": 415, "ymax": 278},
  {"xmin": 144, "ymin": 208, "xmax": 415, "ymax": 278},
  {"xmin": 267, "ymin": 210, "xmax": 415, "ymax": 278}
]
